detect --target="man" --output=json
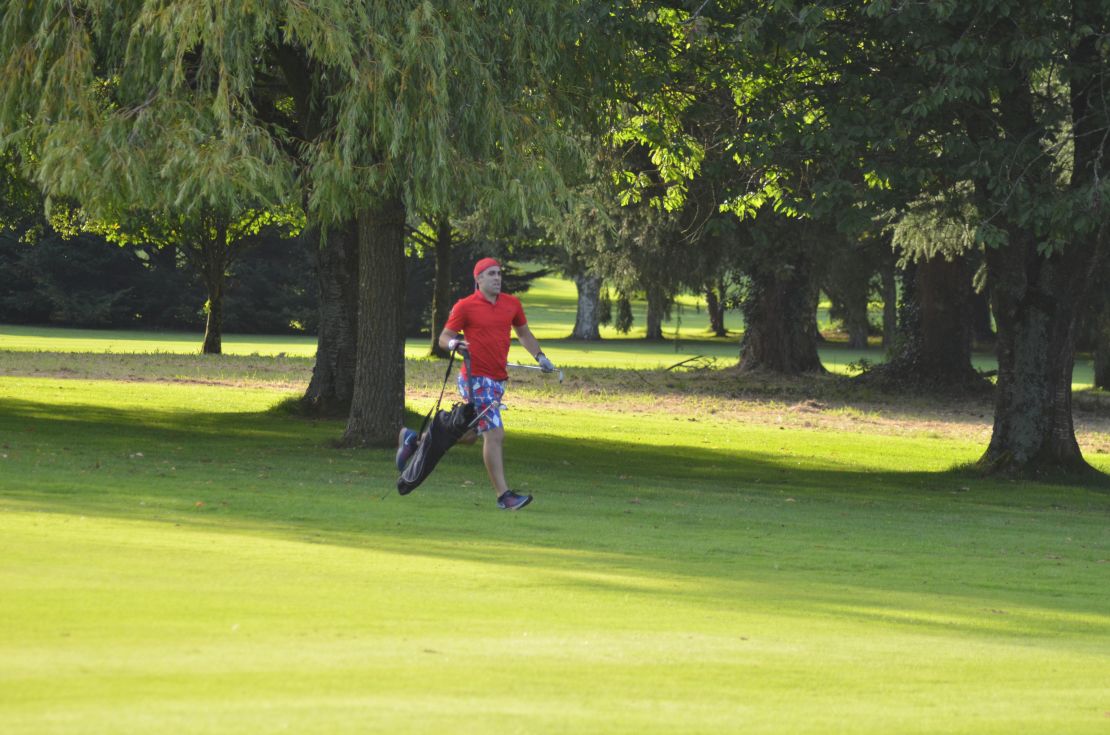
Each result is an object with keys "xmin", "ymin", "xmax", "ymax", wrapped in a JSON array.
[{"xmin": 398, "ymin": 257, "xmax": 556, "ymax": 510}]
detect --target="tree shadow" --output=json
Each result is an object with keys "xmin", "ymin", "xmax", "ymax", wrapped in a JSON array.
[{"xmin": 3, "ymin": 395, "xmax": 1108, "ymax": 638}]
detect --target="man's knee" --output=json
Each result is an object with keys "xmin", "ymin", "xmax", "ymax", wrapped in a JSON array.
[{"xmin": 482, "ymin": 427, "xmax": 505, "ymax": 445}]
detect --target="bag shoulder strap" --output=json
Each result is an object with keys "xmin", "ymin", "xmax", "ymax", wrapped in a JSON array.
[
  {"xmin": 417, "ymin": 345, "xmax": 473, "ymax": 435},
  {"xmin": 417, "ymin": 348, "xmax": 455, "ymax": 435}
]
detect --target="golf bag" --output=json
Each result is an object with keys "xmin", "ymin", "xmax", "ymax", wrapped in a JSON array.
[{"xmin": 397, "ymin": 348, "xmax": 478, "ymax": 495}]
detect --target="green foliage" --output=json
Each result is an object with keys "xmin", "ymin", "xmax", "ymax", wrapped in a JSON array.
[
  {"xmin": 598, "ymin": 289, "xmax": 613, "ymax": 326},
  {"xmin": 223, "ymin": 232, "xmax": 317, "ymax": 335},
  {"xmin": 815, "ymin": 1, "xmax": 1109, "ymax": 253},
  {"xmin": 615, "ymin": 293, "xmax": 634, "ymax": 334},
  {"xmin": 0, "ymin": 230, "xmax": 165, "ymax": 327},
  {"xmin": 0, "ymin": 0, "xmax": 588, "ymax": 232},
  {"xmin": 0, "ymin": 224, "xmax": 319, "ymax": 332},
  {"xmin": 0, "ymin": 146, "xmax": 43, "ymax": 239},
  {"xmin": 890, "ymin": 190, "xmax": 979, "ymax": 265}
]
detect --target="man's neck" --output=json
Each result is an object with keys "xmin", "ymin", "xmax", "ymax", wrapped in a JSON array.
[{"xmin": 478, "ymin": 288, "xmax": 498, "ymax": 304}]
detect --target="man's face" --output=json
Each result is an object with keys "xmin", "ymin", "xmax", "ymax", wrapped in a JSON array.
[{"xmin": 476, "ymin": 266, "xmax": 502, "ymax": 296}]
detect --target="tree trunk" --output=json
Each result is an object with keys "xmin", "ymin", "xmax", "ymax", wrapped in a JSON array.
[
  {"xmin": 706, "ymin": 283, "xmax": 727, "ymax": 337},
  {"xmin": 740, "ymin": 257, "xmax": 825, "ymax": 373},
  {"xmin": 1095, "ymin": 304, "xmax": 1110, "ymax": 391},
  {"xmin": 341, "ymin": 194, "xmax": 407, "ymax": 448},
  {"xmin": 302, "ymin": 221, "xmax": 359, "ymax": 416},
  {"xmin": 975, "ymin": 38, "xmax": 1107, "ymax": 476},
  {"xmin": 868, "ymin": 254, "xmax": 980, "ymax": 389},
  {"xmin": 969, "ymin": 285, "xmax": 995, "ymax": 346},
  {"xmin": 824, "ymin": 248, "xmax": 873, "ymax": 349},
  {"xmin": 429, "ymin": 215, "xmax": 453, "ymax": 358},
  {"xmin": 978, "ymin": 237, "xmax": 1094, "ymax": 474},
  {"xmin": 880, "ymin": 258, "xmax": 897, "ymax": 349},
  {"xmin": 570, "ymin": 273, "xmax": 603, "ymax": 340},
  {"xmin": 200, "ymin": 225, "xmax": 228, "ymax": 356},
  {"xmin": 202, "ymin": 280, "xmax": 223, "ymax": 355},
  {"xmin": 644, "ymin": 285, "xmax": 667, "ymax": 341},
  {"xmin": 896, "ymin": 261, "xmax": 916, "ymax": 338},
  {"xmin": 1095, "ymin": 327, "xmax": 1109, "ymax": 390},
  {"xmin": 843, "ymin": 290, "xmax": 869, "ymax": 349},
  {"xmin": 915, "ymin": 255, "xmax": 975, "ymax": 381}
]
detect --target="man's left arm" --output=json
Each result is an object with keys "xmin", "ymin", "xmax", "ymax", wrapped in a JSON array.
[{"xmin": 513, "ymin": 323, "xmax": 555, "ymax": 372}]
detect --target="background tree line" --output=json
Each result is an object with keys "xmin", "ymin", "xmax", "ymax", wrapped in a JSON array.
[{"xmin": 0, "ymin": 201, "xmax": 545, "ymax": 340}]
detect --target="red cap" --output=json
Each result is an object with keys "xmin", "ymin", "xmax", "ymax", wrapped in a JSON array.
[{"xmin": 473, "ymin": 257, "xmax": 500, "ymax": 281}]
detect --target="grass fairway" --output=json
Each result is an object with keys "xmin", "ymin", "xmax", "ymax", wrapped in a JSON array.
[{"xmin": 1, "ymin": 358, "xmax": 1109, "ymax": 734}]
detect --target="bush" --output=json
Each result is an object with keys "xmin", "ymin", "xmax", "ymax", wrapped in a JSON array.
[
  {"xmin": 224, "ymin": 234, "xmax": 318, "ymax": 334},
  {"xmin": 0, "ymin": 231, "xmax": 156, "ymax": 327}
]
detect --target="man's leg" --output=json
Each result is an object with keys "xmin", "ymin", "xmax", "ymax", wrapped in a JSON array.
[{"xmin": 480, "ymin": 427, "xmax": 510, "ymax": 496}]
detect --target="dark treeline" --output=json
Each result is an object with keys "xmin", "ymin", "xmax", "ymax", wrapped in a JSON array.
[
  {"xmin": 0, "ymin": 228, "xmax": 312, "ymax": 334},
  {"xmin": 0, "ymin": 227, "xmax": 544, "ymax": 338}
]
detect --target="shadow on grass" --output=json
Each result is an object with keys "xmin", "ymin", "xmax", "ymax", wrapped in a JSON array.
[{"xmin": 3, "ymin": 395, "xmax": 1109, "ymax": 637}]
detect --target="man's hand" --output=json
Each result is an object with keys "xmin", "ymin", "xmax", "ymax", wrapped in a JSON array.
[
  {"xmin": 536, "ymin": 352, "xmax": 556, "ymax": 373},
  {"xmin": 448, "ymin": 337, "xmax": 470, "ymax": 353}
]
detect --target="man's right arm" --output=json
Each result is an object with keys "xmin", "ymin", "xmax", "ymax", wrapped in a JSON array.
[
  {"xmin": 438, "ymin": 328, "xmax": 468, "ymax": 353},
  {"xmin": 440, "ymin": 301, "xmax": 468, "ymax": 352}
]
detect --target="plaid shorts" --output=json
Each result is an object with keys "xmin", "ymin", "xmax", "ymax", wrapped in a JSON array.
[{"xmin": 458, "ymin": 374, "xmax": 505, "ymax": 434}]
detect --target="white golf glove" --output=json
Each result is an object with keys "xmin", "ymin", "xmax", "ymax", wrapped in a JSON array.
[{"xmin": 536, "ymin": 352, "xmax": 556, "ymax": 373}]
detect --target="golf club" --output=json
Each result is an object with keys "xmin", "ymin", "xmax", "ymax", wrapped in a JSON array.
[
  {"xmin": 506, "ymin": 362, "xmax": 564, "ymax": 383},
  {"xmin": 467, "ymin": 400, "xmax": 501, "ymax": 429}
]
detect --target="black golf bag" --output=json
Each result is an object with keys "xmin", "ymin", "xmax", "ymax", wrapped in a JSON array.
[{"xmin": 397, "ymin": 348, "xmax": 479, "ymax": 495}]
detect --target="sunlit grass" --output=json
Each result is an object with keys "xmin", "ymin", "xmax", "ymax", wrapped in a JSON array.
[
  {"xmin": 1, "ymin": 272, "xmax": 1098, "ymax": 387},
  {"xmin": 1, "ymin": 366, "xmax": 1109, "ymax": 734}
]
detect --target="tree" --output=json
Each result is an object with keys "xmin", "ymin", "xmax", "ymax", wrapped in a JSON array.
[
  {"xmin": 223, "ymin": 229, "xmax": 318, "ymax": 336},
  {"xmin": 549, "ymin": 6, "xmax": 728, "ymax": 345},
  {"xmin": 1, "ymin": 1, "xmax": 588, "ymax": 447},
  {"xmin": 570, "ymin": 273, "xmax": 604, "ymax": 340},
  {"xmin": 704, "ymin": 280, "xmax": 730, "ymax": 337},
  {"xmin": 737, "ymin": 214, "xmax": 826, "ymax": 373},
  {"xmin": 71, "ymin": 205, "xmax": 301, "ymax": 353},
  {"xmin": 428, "ymin": 215, "xmax": 456, "ymax": 358},
  {"xmin": 1080, "ymin": 250, "xmax": 1110, "ymax": 391},
  {"xmin": 878, "ymin": 252, "xmax": 981, "ymax": 389},
  {"xmin": 824, "ymin": 235, "xmax": 881, "ymax": 349},
  {"xmin": 887, "ymin": 0, "xmax": 1110, "ymax": 474},
  {"xmin": 1094, "ymin": 308, "xmax": 1110, "ymax": 391},
  {"xmin": 301, "ymin": 223, "xmax": 359, "ymax": 416},
  {"xmin": 262, "ymin": 42, "xmax": 360, "ymax": 416},
  {"xmin": 856, "ymin": 199, "xmax": 985, "ymax": 390},
  {"xmin": 717, "ymin": 0, "xmax": 1110, "ymax": 475},
  {"xmin": 606, "ymin": 6, "xmax": 873, "ymax": 370},
  {"xmin": 0, "ymin": 228, "xmax": 152, "ymax": 326},
  {"xmin": 303, "ymin": 1, "xmax": 587, "ymax": 447},
  {"xmin": 878, "ymin": 249, "xmax": 898, "ymax": 349},
  {"xmin": 0, "ymin": 146, "xmax": 43, "ymax": 239}
]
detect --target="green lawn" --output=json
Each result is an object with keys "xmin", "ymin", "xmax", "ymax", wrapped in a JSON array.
[
  {"xmin": 0, "ymin": 272, "xmax": 1098, "ymax": 387},
  {"xmin": 1, "ymin": 357, "xmax": 1109, "ymax": 733}
]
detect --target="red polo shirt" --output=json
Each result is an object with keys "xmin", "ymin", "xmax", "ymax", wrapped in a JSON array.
[{"xmin": 445, "ymin": 291, "xmax": 527, "ymax": 381}]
